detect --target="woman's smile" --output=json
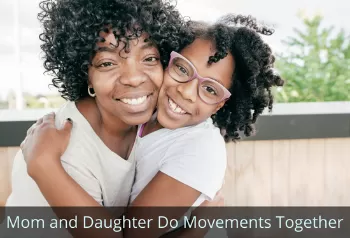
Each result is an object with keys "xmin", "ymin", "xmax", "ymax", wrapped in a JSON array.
[{"xmin": 114, "ymin": 93, "xmax": 154, "ymax": 114}]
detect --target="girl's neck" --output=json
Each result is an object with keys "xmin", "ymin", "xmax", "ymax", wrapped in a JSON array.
[{"xmin": 140, "ymin": 113, "xmax": 163, "ymax": 137}]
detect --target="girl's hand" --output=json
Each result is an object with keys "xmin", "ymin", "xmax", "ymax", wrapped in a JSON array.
[
  {"xmin": 191, "ymin": 187, "xmax": 225, "ymax": 222},
  {"xmin": 199, "ymin": 188, "xmax": 225, "ymax": 207},
  {"xmin": 20, "ymin": 112, "xmax": 73, "ymax": 179}
]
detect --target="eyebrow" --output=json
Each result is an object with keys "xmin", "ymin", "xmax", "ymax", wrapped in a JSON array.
[
  {"xmin": 180, "ymin": 54, "xmax": 223, "ymax": 84},
  {"xmin": 209, "ymin": 77, "xmax": 228, "ymax": 88},
  {"xmin": 97, "ymin": 40, "xmax": 156, "ymax": 53},
  {"xmin": 96, "ymin": 44, "xmax": 117, "ymax": 53},
  {"xmin": 191, "ymin": 60, "xmax": 225, "ymax": 85},
  {"xmin": 140, "ymin": 41, "xmax": 156, "ymax": 50},
  {"xmin": 206, "ymin": 75, "xmax": 222, "ymax": 84}
]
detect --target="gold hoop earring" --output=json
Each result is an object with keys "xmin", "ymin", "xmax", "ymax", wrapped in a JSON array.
[{"xmin": 88, "ymin": 86, "xmax": 96, "ymax": 97}]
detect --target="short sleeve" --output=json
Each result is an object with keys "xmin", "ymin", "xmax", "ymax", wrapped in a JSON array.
[{"xmin": 159, "ymin": 130, "xmax": 226, "ymax": 201}]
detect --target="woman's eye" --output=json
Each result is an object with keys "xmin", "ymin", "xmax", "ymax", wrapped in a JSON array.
[
  {"xmin": 144, "ymin": 57, "xmax": 159, "ymax": 62},
  {"xmin": 97, "ymin": 62, "xmax": 114, "ymax": 68},
  {"xmin": 204, "ymin": 86, "xmax": 218, "ymax": 95},
  {"xmin": 144, "ymin": 56, "xmax": 160, "ymax": 66}
]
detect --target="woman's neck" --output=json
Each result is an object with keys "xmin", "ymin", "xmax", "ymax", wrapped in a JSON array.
[
  {"xmin": 78, "ymin": 97, "xmax": 134, "ymax": 136},
  {"xmin": 98, "ymin": 107, "xmax": 134, "ymax": 137},
  {"xmin": 76, "ymin": 98, "xmax": 137, "ymax": 158}
]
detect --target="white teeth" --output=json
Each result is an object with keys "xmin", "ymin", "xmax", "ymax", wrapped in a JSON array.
[
  {"xmin": 168, "ymin": 98, "xmax": 186, "ymax": 114},
  {"xmin": 120, "ymin": 96, "xmax": 147, "ymax": 105},
  {"xmin": 169, "ymin": 98, "xmax": 177, "ymax": 111}
]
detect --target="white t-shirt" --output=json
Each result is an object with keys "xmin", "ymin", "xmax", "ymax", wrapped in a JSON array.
[
  {"xmin": 4, "ymin": 102, "xmax": 136, "ymax": 238},
  {"xmin": 6, "ymin": 101, "xmax": 136, "ymax": 208},
  {"xmin": 130, "ymin": 117, "xmax": 227, "ymax": 206}
]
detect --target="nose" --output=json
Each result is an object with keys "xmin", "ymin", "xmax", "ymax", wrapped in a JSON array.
[
  {"xmin": 119, "ymin": 62, "xmax": 148, "ymax": 87},
  {"xmin": 176, "ymin": 79, "xmax": 198, "ymax": 103}
]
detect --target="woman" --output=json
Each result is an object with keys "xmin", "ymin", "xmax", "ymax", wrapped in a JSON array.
[
  {"xmin": 6, "ymin": 0, "xmax": 204, "ymax": 237},
  {"xmin": 7, "ymin": 0, "xmax": 191, "ymax": 207},
  {"xmin": 19, "ymin": 11, "xmax": 283, "ymax": 238}
]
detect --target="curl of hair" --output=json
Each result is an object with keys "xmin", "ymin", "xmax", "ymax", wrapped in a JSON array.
[
  {"xmin": 38, "ymin": 0, "xmax": 193, "ymax": 101},
  {"xmin": 191, "ymin": 14, "xmax": 284, "ymax": 142}
]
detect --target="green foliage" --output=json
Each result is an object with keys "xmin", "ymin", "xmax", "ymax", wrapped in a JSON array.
[
  {"xmin": 25, "ymin": 94, "xmax": 65, "ymax": 109},
  {"xmin": 275, "ymin": 14, "xmax": 350, "ymax": 102}
]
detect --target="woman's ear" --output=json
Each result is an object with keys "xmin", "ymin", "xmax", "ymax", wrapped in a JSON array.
[{"xmin": 87, "ymin": 72, "xmax": 92, "ymax": 87}]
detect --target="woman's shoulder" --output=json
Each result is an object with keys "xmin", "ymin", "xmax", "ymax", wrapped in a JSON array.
[
  {"xmin": 54, "ymin": 101, "xmax": 80, "ymax": 123},
  {"xmin": 54, "ymin": 101, "xmax": 96, "ymax": 147},
  {"xmin": 55, "ymin": 100, "xmax": 124, "ymax": 163}
]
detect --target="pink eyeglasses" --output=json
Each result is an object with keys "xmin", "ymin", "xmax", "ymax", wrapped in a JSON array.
[{"xmin": 168, "ymin": 51, "xmax": 231, "ymax": 105}]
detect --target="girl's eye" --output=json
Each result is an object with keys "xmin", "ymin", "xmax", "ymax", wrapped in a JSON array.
[
  {"xmin": 97, "ymin": 62, "xmax": 114, "ymax": 68},
  {"xmin": 203, "ymin": 86, "xmax": 218, "ymax": 95},
  {"xmin": 176, "ymin": 65, "xmax": 189, "ymax": 76}
]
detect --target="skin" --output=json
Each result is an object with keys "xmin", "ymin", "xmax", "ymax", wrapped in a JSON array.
[
  {"xmin": 155, "ymin": 38, "xmax": 234, "ymax": 131},
  {"xmin": 90, "ymin": 31, "xmax": 163, "ymax": 126},
  {"xmin": 79, "ymin": 31, "xmax": 163, "ymax": 159},
  {"xmin": 21, "ymin": 38, "xmax": 233, "ymax": 238}
]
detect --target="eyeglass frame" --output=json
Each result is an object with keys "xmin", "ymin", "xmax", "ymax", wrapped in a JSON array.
[{"xmin": 167, "ymin": 51, "xmax": 232, "ymax": 105}]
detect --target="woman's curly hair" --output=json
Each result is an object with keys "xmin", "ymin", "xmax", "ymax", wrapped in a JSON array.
[
  {"xmin": 38, "ymin": 0, "xmax": 193, "ymax": 101},
  {"xmin": 190, "ymin": 14, "xmax": 285, "ymax": 142}
]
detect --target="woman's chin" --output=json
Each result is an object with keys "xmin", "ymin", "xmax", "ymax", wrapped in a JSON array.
[{"xmin": 121, "ymin": 111, "xmax": 154, "ymax": 126}]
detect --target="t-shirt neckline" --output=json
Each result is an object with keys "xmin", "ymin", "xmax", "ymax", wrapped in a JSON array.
[{"xmin": 69, "ymin": 101, "xmax": 136, "ymax": 163}]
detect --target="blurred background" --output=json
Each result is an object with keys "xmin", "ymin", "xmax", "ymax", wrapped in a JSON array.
[
  {"xmin": 0, "ymin": 0, "xmax": 349, "ymax": 108},
  {"xmin": 0, "ymin": 0, "xmax": 349, "ymax": 207}
]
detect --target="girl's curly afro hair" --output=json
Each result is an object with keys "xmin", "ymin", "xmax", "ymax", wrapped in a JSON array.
[
  {"xmin": 38, "ymin": 0, "xmax": 193, "ymax": 101},
  {"xmin": 189, "ymin": 14, "xmax": 285, "ymax": 141}
]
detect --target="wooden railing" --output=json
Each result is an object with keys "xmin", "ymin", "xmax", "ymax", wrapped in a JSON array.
[
  {"xmin": 0, "ymin": 147, "xmax": 17, "ymax": 206},
  {"xmin": 1, "ymin": 137, "xmax": 350, "ymax": 206},
  {"xmin": 222, "ymin": 138, "xmax": 350, "ymax": 206}
]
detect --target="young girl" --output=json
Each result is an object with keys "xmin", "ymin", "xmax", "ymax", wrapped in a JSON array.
[{"xmin": 19, "ymin": 14, "xmax": 283, "ymax": 238}]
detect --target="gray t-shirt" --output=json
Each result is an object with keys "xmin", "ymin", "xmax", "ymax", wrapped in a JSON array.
[{"xmin": 4, "ymin": 101, "xmax": 136, "ymax": 237}]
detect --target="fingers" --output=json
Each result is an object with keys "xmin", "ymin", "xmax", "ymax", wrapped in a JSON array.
[
  {"xmin": 20, "ymin": 138, "xmax": 25, "ymax": 150},
  {"xmin": 43, "ymin": 112, "xmax": 55, "ymax": 124},
  {"xmin": 26, "ymin": 113, "xmax": 49, "ymax": 136},
  {"xmin": 26, "ymin": 123, "xmax": 35, "ymax": 136},
  {"xmin": 36, "ymin": 117, "xmax": 44, "ymax": 125},
  {"xmin": 23, "ymin": 113, "xmax": 55, "ymax": 149},
  {"xmin": 61, "ymin": 118, "xmax": 73, "ymax": 134},
  {"xmin": 213, "ymin": 191, "xmax": 224, "ymax": 204},
  {"xmin": 215, "ymin": 187, "xmax": 224, "ymax": 198}
]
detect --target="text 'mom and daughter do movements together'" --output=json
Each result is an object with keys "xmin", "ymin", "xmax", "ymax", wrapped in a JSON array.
[{"xmin": 5, "ymin": 0, "xmax": 284, "ymax": 237}]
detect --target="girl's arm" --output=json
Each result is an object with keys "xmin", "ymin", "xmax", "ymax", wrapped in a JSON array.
[
  {"xmin": 31, "ymin": 160, "xmax": 122, "ymax": 238},
  {"xmin": 22, "ymin": 113, "xmax": 222, "ymax": 238},
  {"xmin": 33, "ymin": 160, "xmax": 212, "ymax": 238},
  {"xmin": 21, "ymin": 113, "xmax": 122, "ymax": 238}
]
